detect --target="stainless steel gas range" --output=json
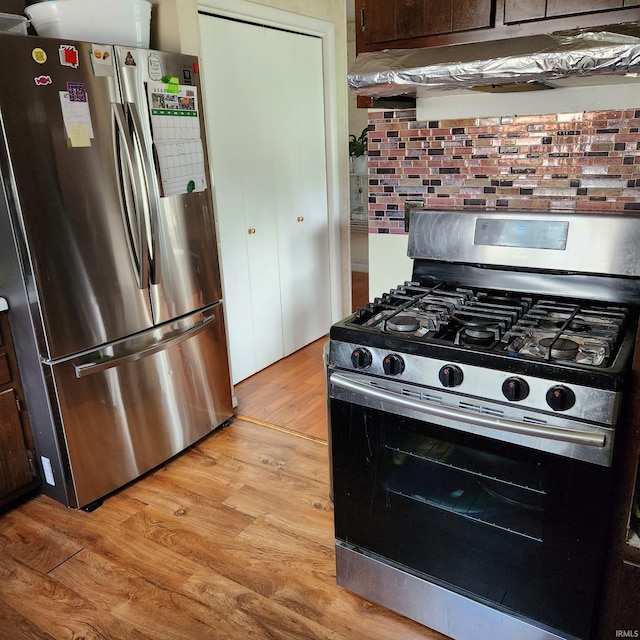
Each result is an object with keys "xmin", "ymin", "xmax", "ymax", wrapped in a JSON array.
[{"xmin": 327, "ymin": 210, "xmax": 640, "ymax": 640}]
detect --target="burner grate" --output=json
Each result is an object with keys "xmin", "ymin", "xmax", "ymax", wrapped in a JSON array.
[
  {"xmin": 502, "ymin": 301, "xmax": 626, "ymax": 366},
  {"xmin": 346, "ymin": 282, "xmax": 631, "ymax": 369}
]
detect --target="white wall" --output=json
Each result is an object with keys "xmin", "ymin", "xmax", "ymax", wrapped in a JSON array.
[{"xmin": 368, "ymin": 233, "xmax": 413, "ymax": 299}]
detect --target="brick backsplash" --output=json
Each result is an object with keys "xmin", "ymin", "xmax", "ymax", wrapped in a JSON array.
[{"xmin": 367, "ymin": 108, "xmax": 640, "ymax": 234}]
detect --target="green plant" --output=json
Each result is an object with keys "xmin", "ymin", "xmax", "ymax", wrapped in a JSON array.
[{"xmin": 349, "ymin": 127, "xmax": 368, "ymax": 157}]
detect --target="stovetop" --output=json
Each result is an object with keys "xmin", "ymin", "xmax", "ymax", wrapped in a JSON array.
[
  {"xmin": 347, "ymin": 282, "xmax": 628, "ymax": 369},
  {"xmin": 330, "ymin": 281, "xmax": 638, "ymax": 393}
]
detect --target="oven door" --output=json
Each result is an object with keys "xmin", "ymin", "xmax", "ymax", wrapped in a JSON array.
[{"xmin": 329, "ymin": 370, "xmax": 614, "ymax": 640}]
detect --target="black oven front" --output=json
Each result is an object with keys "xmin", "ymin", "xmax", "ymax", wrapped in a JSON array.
[{"xmin": 329, "ymin": 372, "xmax": 615, "ymax": 640}]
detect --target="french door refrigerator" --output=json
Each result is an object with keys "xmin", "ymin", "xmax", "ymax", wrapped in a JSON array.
[{"xmin": 0, "ymin": 33, "xmax": 233, "ymax": 509}]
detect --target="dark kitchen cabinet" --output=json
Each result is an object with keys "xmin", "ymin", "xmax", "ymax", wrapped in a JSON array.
[
  {"xmin": 615, "ymin": 560, "xmax": 640, "ymax": 627},
  {"xmin": 599, "ymin": 328, "xmax": 640, "ymax": 637},
  {"xmin": 503, "ymin": 0, "xmax": 547, "ymax": 23},
  {"xmin": 546, "ymin": 0, "xmax": 623, "ymax": 17},
  {"xmin": 357, "ymin": 0, "xmax": 493, "ymax": 49},
  {"xmin": 613, "ymin": 463, "xmax": 640, "ymax": 629},
  {"xmin": 355, "ymin": 0, "xmax": 640, "ymax": 54},
  {"xmin": 505, "ymin": 0, "xmax": 634, "ymax": 23},
  {"xmin": 0, "ymin": 311, "xmax": 39, "ymax": 509}
]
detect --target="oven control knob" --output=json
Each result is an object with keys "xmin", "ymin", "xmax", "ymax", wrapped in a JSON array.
[
  {"xmin": 546, "ymin": 385, "xmax": 576, "ymax": 412},
  {"xmin": 383, "ymin": 354, "xmax": 405, "ymax": 376},
  {"xmin": 439, "ymin": 364, "xmax": 463, "ymax": 388},
  {"xmin": 351, "ymin": 348, "xmax": 372, "ymax": 369},
  {"xmin": 502, "ymin": 377, "xmax": 530, "ymax": 402}
]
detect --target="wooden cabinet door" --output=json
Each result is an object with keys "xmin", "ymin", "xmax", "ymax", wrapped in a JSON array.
[
  {"xmin": 504, "ymin": 0, "xmax": 546, "ymax": 23},
  {"xmin": 0, "ymin": 388, "xmax": 33, "ymax": 498},
  {"xmin": 546, "ymin": 0, "xmax": 622, "ymax": 17},
  {"xmin": 0, "ymin": 352, "xmax": 10, "ymax": 385},
  {"xmin": 362, "ymin": 0, "xmax": 397, "ymax": 44},
  {"xmin": 397, "ymin": 0, "xmax": 452, "ymax": 39},
  {"xmin": 616, "ymin": 561, "xmax": 640, "ymax": 628},
  {"xmin": 452, "ymin": 0, "xmax": 493, "ymax": 31},
  {"xmin": 361, "ymin": 0, "xmax": 493, "ymax": 48}
]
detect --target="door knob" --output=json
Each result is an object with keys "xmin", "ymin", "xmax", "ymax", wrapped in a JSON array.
[
  {"xmin": 248, "ymin": 228, "xmax": 256, "ymax": 234},
  {"xmin": 297, "ymin": 216, "xmax": 304, "ymax": 222}
]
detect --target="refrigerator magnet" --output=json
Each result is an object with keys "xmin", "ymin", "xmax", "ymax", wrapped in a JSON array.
[
  {"xmin": 32, "ymin": 48, "xmax": 47, "ymax": 64},
  {"xmin": 90, "ymin": 45, "xmax": 114, "ymax": 77},
  {"xmin": 148, "ymin": 53, "xmax": 163, "ymax": 81},
  {"xmin": 59, "ymin": 45, "xmax": 79, "ymax": 69}
]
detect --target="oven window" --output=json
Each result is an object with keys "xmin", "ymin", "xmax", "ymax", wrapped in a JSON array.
[
  {"xmin": 331, "ymin": 399, "xmax": 614, "ymax": 639},
  {"xmin": 385, "ymin": 427, "xmax": 547, "ymax": 542}
]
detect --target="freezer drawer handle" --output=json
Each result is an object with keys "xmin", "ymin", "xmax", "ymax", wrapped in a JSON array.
[
  {"xmin": 74, "ymin": 313, "xmax": 217, "ymax": 378},
  {"xmin": 330, "ymin": 372, "xmax": 606, "ymax": 449}
]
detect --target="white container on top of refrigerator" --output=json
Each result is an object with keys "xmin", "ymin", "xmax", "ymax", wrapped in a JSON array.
[{"xmin": 0, "ymin": 33, "xmax": 233, "ymax": 509}]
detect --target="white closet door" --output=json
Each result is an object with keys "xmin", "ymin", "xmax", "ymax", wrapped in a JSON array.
[
  {"xmin": 200, "ymin": 17, "xmax": 283, "ymax": 384},
  {"xmin": 267, "ymin": 28, "xmax": 332, "ymax": 357},
  {"xmin": 199, "ymin": 14, "xmax": 330, "ymax": 384}
]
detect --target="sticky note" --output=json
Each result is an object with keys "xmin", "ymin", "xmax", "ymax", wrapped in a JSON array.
[{"xmin": 67, "ymin": 123, "xmax": 91, "ymax": 148}]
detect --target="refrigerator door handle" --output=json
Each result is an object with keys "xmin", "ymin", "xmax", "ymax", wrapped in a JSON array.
[
  {"xmin": 112, "ymin": 103, "xmax": 149, "ymax": 290},
  {"xmin": 73, "ymin": 311, "xmax": 217, "ymax": 378},
  {"xmin": 126, "ymin": 101, "xmax": 163, "ymax": 286}
]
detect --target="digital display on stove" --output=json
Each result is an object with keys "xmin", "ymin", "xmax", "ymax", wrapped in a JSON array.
[{"xmin": 475, "ymin": 219, "xmax": 569, "ymax": 250}]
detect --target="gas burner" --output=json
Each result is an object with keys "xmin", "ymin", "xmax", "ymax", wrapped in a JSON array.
[
  {"xmin": 458, "ymin": 325, "xmax": 500, "ymax": 345},
  {"xmin": 476, "ymin": 293, "xmax": 529, "ymax": 308},
  {"xmin": 538, "ymin": 318, "xmax": 591, "ymax": 332},
  {"xmin": 451, "ymin": 313, "xmax": 504, "ymax": 328},
  {"xmin": 450, "ymin": 311, "xmax": 511, "ymax": 346},
  {"xmin": 387, "ymin": 314, "xmax": 420, "ymax": 333},
  {"xmin": 539, "ymin": 337, "xmax": 579, "ymax": 361},
  {"xmin": 568, "ymin": 320, "xmax": 590, "ymax": 332},
  {"xmin": 539, "ymin": 319, "xmax": 565, "ymax": 330},
  {"xmin": 466, "ymin": 326, "xmax": 498, "ymax": 340}
]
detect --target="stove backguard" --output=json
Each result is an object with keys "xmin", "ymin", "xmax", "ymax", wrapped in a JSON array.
[{"xmin": 408, "ymin": 210, "xmax": 640, "ymax": 281}]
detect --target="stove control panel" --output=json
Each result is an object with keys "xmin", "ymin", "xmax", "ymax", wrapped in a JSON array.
[
  {"xmin": 439, "ymin": 364, "xmax": 463, "ymax": 388},
  {"xmin": 351, "ymin": 348, "xmax": 372, "ymax": 369},
  {"xmin": 502, "ymin": 377, "xmax": 530, "ymax": 402},
  {"xmin": 329, "ymin": 340, "xmax": 620, "ymax": 426},
  {"xmin": 546, "ymin": 385, "xmax": 576, "ymax": 412},
  {"xmin": 383, "ymin": 354, "xmax": 405, "ymax": 376}
]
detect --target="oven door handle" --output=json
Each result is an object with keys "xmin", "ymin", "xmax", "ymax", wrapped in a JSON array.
[{"xmin": 330, "ymin": 373, "xmax": 606, "ymax": 448}]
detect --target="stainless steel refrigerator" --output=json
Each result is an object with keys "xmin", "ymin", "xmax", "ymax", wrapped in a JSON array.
[{"xmin": 0, "ymin": 33, "xmax": 233, "ymax": 509}]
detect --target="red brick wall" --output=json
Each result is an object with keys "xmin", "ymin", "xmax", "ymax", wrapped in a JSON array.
[{"xmin": 367, "ymin": 108, "xmax": 640, "ymax": 234}]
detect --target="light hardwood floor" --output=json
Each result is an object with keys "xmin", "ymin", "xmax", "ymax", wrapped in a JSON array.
[
  {"xmin": 234, "ymin": 271, "xmax": 369, "ymax": 441},
  {"xmin": 0, "ymin": 418, "xmax": 445, "ymax": 640}
]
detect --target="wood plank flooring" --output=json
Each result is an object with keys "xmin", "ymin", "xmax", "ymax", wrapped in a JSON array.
[
  {"xmin": 234, "ymin": 337, "xmax": 329, "ymax": 440},
  {"xmin": 233, "ymin": 271, "xmax": 369, "ymax": 441},
  {"xmin": 0, "ymin": 418, "xmax": 446, "ymax": 640}
]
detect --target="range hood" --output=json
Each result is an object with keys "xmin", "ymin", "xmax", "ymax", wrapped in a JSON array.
[{"xmin": 348, "ymin": 29, "xmax": 640, "ymax": 98}]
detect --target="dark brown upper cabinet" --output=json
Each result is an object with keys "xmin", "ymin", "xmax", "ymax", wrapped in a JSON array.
[
  {"xmin": 355, "ymin": 0, "xmax": 640, "ymax": 54},
  {"xmin": 359, "ymin": 0, "xmax": 493, "ymax": 48}
]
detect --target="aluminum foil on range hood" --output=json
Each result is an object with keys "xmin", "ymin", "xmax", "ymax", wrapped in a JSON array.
[{"xmin": 348, "ymin": 31, "xmax": 640, "ymax": 97}]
